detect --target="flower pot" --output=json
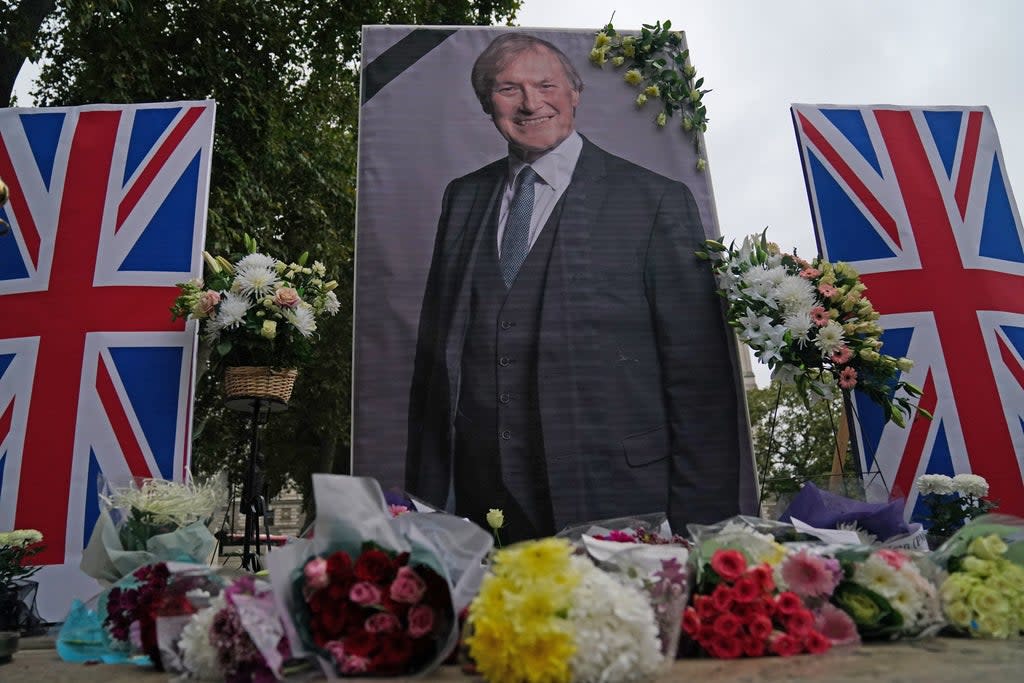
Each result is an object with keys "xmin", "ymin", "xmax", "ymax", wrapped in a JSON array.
[
  {"xmin": 224, "ymin": 366, "xmax": 298, "ymax": 405},
  {"xmin": 0, "ymin": 581, "xmax": 44, "ymax": 636}
]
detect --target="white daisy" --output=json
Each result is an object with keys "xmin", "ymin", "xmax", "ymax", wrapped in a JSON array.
[
  {"xmin": 813, "ymin": 320, "xmax": 845, "ymax": 356},
  {"xmin": 233, "ymin": 266, "xmax": 278, "ymax": 298},
  {"xmin": 215, "ymin": 292, "xmax": 250, "ymax": 328},
  {"xmin": 284, "ymin": 304, "xmax": 317, "ymax": 337}
]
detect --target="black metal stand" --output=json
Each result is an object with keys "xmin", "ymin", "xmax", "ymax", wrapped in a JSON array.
[{"xmin": 226, "ymin": 395, "xmax": 287, "ymax": 571}]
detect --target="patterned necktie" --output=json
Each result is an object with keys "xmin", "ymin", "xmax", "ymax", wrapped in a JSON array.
[{"xmin": 499, "ymin": 166, "xmax": 539, "ymax": 288}]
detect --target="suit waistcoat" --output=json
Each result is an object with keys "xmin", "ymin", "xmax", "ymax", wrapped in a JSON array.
[{"xmin": 454, "ymin": 197, "xmax": 563, "ymax": 537}]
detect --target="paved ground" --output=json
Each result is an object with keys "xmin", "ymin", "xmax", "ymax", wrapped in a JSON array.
[{"xmin": 4, "ymin": 636, "xmax": 1024, "ymax": 682}]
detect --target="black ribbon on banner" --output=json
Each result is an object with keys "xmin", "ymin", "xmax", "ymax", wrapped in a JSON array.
[{"xmin": 362, "ymin": 29, "xmax": 458, "ymax": 105}]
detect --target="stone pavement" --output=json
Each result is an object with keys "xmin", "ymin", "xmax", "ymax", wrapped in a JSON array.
[{"xmin": 4, "ymin": 637, "xmax": 1024, "ymax": 682}]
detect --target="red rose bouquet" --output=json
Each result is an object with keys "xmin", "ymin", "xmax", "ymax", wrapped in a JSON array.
[
  {"xmin": 266, "ymin": 474, "xmax": 492, "ymax": 678},
  {"xmin": 682, "ymin": 549, "xmax": 834, "ymax": 658},
  {"xmin": 293, "ymin": 543, "xmax": 452, "ymax": 675}
]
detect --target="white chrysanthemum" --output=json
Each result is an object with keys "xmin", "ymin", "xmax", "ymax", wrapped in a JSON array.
[
  {"xmin": 233, "ymin": 265, "xmax": 278, "ymax": 299},
  {"xmin": 952, "ymin": 473, "xmax": 989, "ymax": 497},
  {"xmin": 813, "ymin": 320, "xmax": 845, "ymax": 356},
  {"xmin": 917, "ymin": 474, "xmax": 954, "ymax": 495},
  {"xmin": 284, "ymin": 304, "xmax": 316, "ymax": 337},
  {"xmin": 568, "ymin": 557, "xmax": 663, "ymax": 683},
  {"xmin": 323, "ymin": 290, "xmax": 340, "ymax": 315},
  {"xmin": 235, "ymin": 252, "xmax": 277, "ymax": 271},
  {"xmin": 783, "ymin": 311, "xmax": 813, "ymax": 346},
  {"xmin": 763, "ymin": 265, "xmax": 789, "ymax": 289},
  {"xmin": 215, "ymin": 292, "xmax": 249, "ymax": 328},
  {"xmin": 773, "ymin": 275, "xmax": 817, "ymax": 315},
  {"xmin": 179, "ymin": 594, "xmax": 225, "ymax": 679}
]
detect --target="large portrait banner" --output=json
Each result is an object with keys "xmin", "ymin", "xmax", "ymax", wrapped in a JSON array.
[{"xmin": 353, "ymin": 26, "xmax": 755, "ymax": 540}]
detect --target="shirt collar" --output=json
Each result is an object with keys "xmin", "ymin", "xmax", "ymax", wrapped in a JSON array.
[{"xmin": 506, "ymin": 131, "xmax": 583, "ymax": 191}]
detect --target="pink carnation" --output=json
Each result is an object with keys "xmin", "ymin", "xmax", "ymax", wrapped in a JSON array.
[
  {"xmin": 781, "ymin": 549, "xmax": 841, "ymax": 598},
  {"xmin": 389, "ymin": 504, "xmax": 410, "ymax": 517},
  {"xmin": 876, "ymin": 549, "xmax": 907, "ymax": 569}
]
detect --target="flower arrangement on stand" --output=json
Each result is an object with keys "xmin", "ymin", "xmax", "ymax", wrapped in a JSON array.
[
  {"xmin": 291, "ymin": 543, "xmax": 453, "ymax": 675},
  {"xmin": 0, "ymin": 529, "xmax": 45, "ymax": 634},
  {"xmin": 915, "ymin": 473, "xmax": 998, "ymax": 540},
  {"xmin": 172, "ymin": 235, "xmax": 341, "ymax": 402},
  {"xmin": 0, "ymin": 529, "xmax": 43, "ymax": 589},
  {"xmin": 698, "ymin": 232, "xmax": 926, "ymax": 427},
  {"xmin": 466, "ymin": 537, "xmax": 666, "ymax": 683}
]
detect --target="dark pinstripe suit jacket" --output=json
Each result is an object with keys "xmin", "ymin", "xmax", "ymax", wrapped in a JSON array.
[{"xmin": 406, "ymin": 136, "xmax": 756, "ymax": 533}]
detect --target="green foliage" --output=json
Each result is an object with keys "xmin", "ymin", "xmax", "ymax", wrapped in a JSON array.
[
  {"xmin": 31, "ymin": 0, "xmax": 521, "ymax": 507},
  {"xmin": 746, "ymin": 381, "xmax": 849, "ymax": 503}
]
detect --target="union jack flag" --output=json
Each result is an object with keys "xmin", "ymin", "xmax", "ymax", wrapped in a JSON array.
[
  {"xmin": 0, "ymin": 102, "xmax": 214, "ymax": 596},
  {"xmin": 792, "ymin": 104, "xmax": 1024, "ymax": 518}
]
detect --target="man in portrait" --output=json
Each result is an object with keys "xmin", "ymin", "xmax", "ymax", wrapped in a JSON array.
[{"xmin": 404, "ymin": 32, "xmax": 750, "ymax": 542}]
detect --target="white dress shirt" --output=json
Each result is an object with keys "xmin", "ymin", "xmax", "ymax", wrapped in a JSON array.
[{"xmin": 497, "ymin": 131, "xmax": 583, "ymax": 257}]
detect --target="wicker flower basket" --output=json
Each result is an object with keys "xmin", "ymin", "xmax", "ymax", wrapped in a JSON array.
[{"xmin": 224, "ymin": 366, "xmax": 298, "ymax": 405}]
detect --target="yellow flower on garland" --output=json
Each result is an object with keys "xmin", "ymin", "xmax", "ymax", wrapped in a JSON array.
[{"xmin": 466, "ymin": 538, "xmax": 581, "ymax": 683}]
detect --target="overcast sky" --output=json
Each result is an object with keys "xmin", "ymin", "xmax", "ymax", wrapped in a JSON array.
[{"xmin": 517, "ymin": 0, "xmax": 1024, "ymax": 385}]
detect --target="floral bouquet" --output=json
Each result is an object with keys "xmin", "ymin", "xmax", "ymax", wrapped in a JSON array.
[
  {"xmin": 682, "ymin": 547, "xmax": 838, "ymax": 658},
  {"xmin": 828, "ymin": 547, "xmax": 944, "ymax": 640},
  {"xmin": 698, "ymin": 232, "xmax": 925, "ymax": 426},
  {"xmin": 97, "ymin": 562, "xmax": 222, "ymax": 668},
  {"xmin": 80, "ymin": 476, "xmax": 223, "ymax": 584},
  {"xmin": 171, "ymin": 235, "xmax": 341, "ymax": 368},
  {"xmin": 466, "ymin": 537, "xmax": 666, "ymax": 683},
  {"xmin": 937, "ymin": 533, "xmax": 1024, "ymax": 638},
  {"xmin": 167, "ymin": 574, "xmax": 295, "ymax": 680},
  {"xmin": 915, "ymin": 473, "xmax": 998, "ymax": 539},
  {"xmin": 0, "ymin": 529, "xmax": 44, "ymax": 587},
  {"xmin": 266, "ymin": 474, "xmax": 492, "ymax": 678},
  {"xmin": 292, "ymin": 543, "xmax": 451, "ymax": 675}
]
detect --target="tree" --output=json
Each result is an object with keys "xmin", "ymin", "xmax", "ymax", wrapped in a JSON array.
[
  {"xmin": 746, "ymin": 382, "xmax": 850, "ymax": 509},
  {"xmin": 0, "ymin": 0, "xmax": 56, "ymax": 105},
  {"xmin": 32, "ymin": 0, "xmax": 521, "ymax": 507}
]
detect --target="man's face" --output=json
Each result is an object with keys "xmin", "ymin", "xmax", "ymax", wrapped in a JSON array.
[{"xmin": 489, "ymin": 47, "xmax": 580, "ymax": 162}]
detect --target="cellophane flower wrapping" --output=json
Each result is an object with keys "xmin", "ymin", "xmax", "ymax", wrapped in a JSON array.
[
  {"xmin": 558, "ymin": 513, "xmax": 691, "ymax": 658},
  {"xmin": 266, "ymin": 474, "xmax": 492, "ymax": 678},
  {"xmin": 58, "ymin": 561, "xmax": 222, "ymax": 669},
  {"xmin": 466, "ymin": 537, "xmax": 664, "ymax": 683},
  {"xmin": 80, "ymin": 476, "xmax": 223, "ymax": 584},
  {"xmin": 928, "ymin": 514, "xmax": 1024, "ymax": 638},
  {"xmin": 167, "ymin": 574, "xmax": 294, "ymax": 681}
]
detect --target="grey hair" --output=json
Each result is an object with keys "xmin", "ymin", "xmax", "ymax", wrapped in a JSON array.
[{"xmin": 471, "ymin": 33, "xmax": 584, "ymax": 115}]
